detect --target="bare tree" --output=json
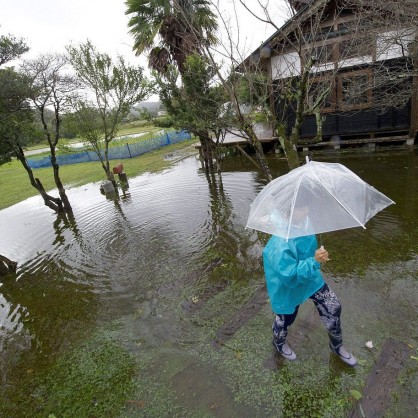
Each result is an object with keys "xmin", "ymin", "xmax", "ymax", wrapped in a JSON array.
[
  {"xmin": 224, "ymin": 0, "xmax": 344, "ymax": 169},
  {"xmin": 22, "ymin": 54, "xmax": 79, "ymax": 212},
  {"xmin": 221, "ymin": 0, "xmax": 417, "ymax": 170},
  {"xmin": 342, "ymin": 0, "xmax": 418, "ymax": 137},
  {"xmin": 269, "ymin": 0, "xmax": 340, "ymax": 167},
  {"xmin": 201, "ymin": 1, "xmax": 275, "ymax": 180},
  {"xmin": 67, "ymin": 41, "xmax": 152, "ymax": 184},
  {"xmin": 0, "ymin": 34, "xmax": 70, "ymax": 214}
]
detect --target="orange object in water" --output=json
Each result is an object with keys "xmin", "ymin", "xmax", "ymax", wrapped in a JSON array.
[{"xmin": 113, "ymin": 163, "xmax": 124, "ymax": 174}]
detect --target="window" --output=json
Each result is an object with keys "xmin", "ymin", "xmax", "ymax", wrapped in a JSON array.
[
  {"xmin": 319, "ymin": 25, "xmax": 333, "ymax": 36},
  {"xmin": 302, "ymin": 22, "xmax": 333, "ymax": 43},
  {"xmin": 337, "ymin": 17, "xmax": 373, "ymax": 34},
  {"xmin": 374, "ymin": 71, "xmax": 412, "ymax": 108},
  {"xmin": 304, "ymin": 43, "xmax": 335, "ymax": 66},
  {"xmin": 339, "ymin": 71, "xmax": 372, "ymax": 109},
  {"xmin": 339, "ymin": 38, "xmax": 373, "ymax": 59},
  {"xmin": 337, "ymin": 20, "xmax": 357, "ymax": 33},
  {"xmin": 306, "ymin": 79, "xmax": 335, "ymax": 112},
  {"xmin": 312, "ymin": 43, "xmax": 334, "ymax": 64}
]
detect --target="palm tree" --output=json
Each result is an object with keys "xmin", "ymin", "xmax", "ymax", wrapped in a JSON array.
[
  {"xmin": 126, "ymin": 0, "xmax": 221, "ymax": 172},
  {"xmin": 125, "ymin": 0, "xmax": 218, "ymax": 74},
  {"xmin": 126, "ymin": 1, "xmax": 273, "ymax": 180}
]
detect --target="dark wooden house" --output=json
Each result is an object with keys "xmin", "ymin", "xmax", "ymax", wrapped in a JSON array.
[{"xmin": 244, "ymin": 0, "xmax": 417, "ymax": 148}]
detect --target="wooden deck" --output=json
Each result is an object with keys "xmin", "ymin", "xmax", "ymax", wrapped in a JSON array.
[
  {"xmin": 296, "ymin": 134, "xmax": 415, "ymax": 151},
  {"xmin": 195, "ymin": 132, "xmax": 415, "ymax": 155}
]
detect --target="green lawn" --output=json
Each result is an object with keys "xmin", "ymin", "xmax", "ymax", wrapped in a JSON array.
[
  {"xmin": 24, "ymin": 121, "xmax": 162, "ymax": 153},
  {"xmin": 0, "ymin": 138, "xmax": 197, "ymax": 210},
  {"xmin": 113, "ymin": 124, "xmax": 160, "ymax": 137}
]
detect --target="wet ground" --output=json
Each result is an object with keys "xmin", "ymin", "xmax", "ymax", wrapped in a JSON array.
[{"xmin": 0, "ymin": 148, "xmax": 417, "ymax": 417}]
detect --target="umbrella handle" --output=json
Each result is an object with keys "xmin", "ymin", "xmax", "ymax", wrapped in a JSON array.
[{"xmin": 319, "ymin": 233, "xmax": 323, "ymax": 248}]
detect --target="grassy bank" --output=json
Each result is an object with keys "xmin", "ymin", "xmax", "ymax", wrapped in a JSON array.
[
  {"xmin": 0, "ymin": 138, "xmax": 197, "ymax": 210},
  {"xmin": 111, "ymin": 123, "xmax": 161, "ymax": 137},
  {"xmin": 26, "ymin": 126, "xmax": 165, "ymax": 155},
  {"xmin": 24, "ymin": 119, "xmax": 165, "ymax": 153}
]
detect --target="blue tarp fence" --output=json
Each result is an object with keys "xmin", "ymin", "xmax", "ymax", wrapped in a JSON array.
[{"xmin": 27, "ymin": 130, "xmax": 191, "ymax": 169}]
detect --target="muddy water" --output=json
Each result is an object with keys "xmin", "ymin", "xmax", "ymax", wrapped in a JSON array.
[{"xmin": 0, "ymin": 148, "xmax": 417, "ymax": 417}]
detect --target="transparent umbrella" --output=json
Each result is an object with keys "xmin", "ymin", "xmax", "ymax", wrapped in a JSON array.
[{"xmin": 246, "ymin": 157, "xmax": 395, "ymax": 240}]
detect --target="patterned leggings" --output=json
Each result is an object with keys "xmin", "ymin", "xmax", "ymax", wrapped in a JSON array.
[{"xmin": 272, "ymin": 283, "xmax": 343, "ymax": 350}]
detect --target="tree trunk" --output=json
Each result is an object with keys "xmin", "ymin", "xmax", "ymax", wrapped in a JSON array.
[
  {"xmin": 409, "ymin": 64, "xmax": 418, "ymax": 139},
  {"xmin": 287, "ymin": 59, "xmax": 315, "ymax": 169},
  {"xmin": 241, "ymin": 123, "xmax": 273, "ymax": 181},
  {"xmin": 252, "ymin": 136, "xmax": 273, "ymax": 181},
  {"xmin": 0, "ymin": 254, "xmax": 17, "ymax": 275},
  {"xmin": 313, "ymin": 109, "xmax": 325, "ymax": 143},
  {"xmin": 198, "ymin": 130, "xmax": 219, "ymax": 173},
  {"xmin": 50, "ymin": 149, "xmax": 72, "ymax": 212},
  {"xmin": 104, "ymin": 140, "xmax": 116, "ymax": 184},
  {"xmin": 277, "ymin": 58, "xmax": 317, "ymax": 171},
  {"xmin": 199, "ymin": 136, "xmax": 211, "ymax": 171},
  {"xmin": 39, "ymin": 104, "xmax": 72, "ymax": 212},
  {"xmin": 35, "ymin": 178, "xmax": 64, "ymax": 212},
  {"xmin": 277, "ymin": 124, "xmax": 300, "ymax": 170},
  {"xmin": 15, "ymin": 147, "xmax": 63, "ymax": 212},
  {"xmin": 213, "ymin": 131, "xmax": 224, "ymax": 175}
]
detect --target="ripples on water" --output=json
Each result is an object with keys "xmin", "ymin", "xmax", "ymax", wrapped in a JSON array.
[
  {"xmin": 0, "ymin": 157, "xmax": 265, "ymax": 360},
  {"xmin": 0, "ymin": 150, "xmax": 417, "ymax": 407}
]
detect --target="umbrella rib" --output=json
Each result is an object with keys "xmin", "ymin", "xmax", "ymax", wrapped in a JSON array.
[
  {"xmin": 247, "ymin": 169, "xmax": 301, "ymax": 226},
  {"xmin": 311, "ymin": 165, "xmax": 367, "ymax": 229},
  {"xmin": 286, "ymin": 172, "xmax": 306, "ymax": 240},
  {"xmin": 336, "ymin": 165, "xmax": 395, "ymax": 204}
]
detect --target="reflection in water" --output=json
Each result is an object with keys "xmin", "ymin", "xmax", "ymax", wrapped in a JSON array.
[
  {"xmin": 0, "ymin": 149, "xmax": 417, "ymax": 416},
  {"xmin": 0, "ymin": 293, "xmax": 31, "ymax": 384},
  {"xmin": 52, "ymin": 211, "xmax": 81, "ymax": 247}
]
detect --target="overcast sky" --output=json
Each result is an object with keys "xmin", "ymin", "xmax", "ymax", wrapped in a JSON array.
[
  {"xmin": 0, "ymin": 0, "xmax": 285, "ymax": 99},
  {"xmin": 0, "ymin": 0, "xmax": 147, "ymax": 64},
  {"xmin": 1, "ymin": 0, "xmax": 285, "ymax": 58}
]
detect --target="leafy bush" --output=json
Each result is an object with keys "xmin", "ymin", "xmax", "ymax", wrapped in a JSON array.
[{"xmin": 153, "ymin": 116, "xmax": 174, "ymax": 128}]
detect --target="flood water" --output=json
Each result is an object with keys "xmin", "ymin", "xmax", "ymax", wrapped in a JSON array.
[{"xmin": 0, "ymin": 148, "xmax": 417, "ymax": 417}]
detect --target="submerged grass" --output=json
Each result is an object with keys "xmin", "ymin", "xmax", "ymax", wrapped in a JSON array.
[
  {"xmin": 0, "ymin": 138, "xmax": 197, "ymax": 210},
  {"xmin": 138, "ymin": 238, "xmax": 368, "ymax": 416},
  {"xmin": 0, "ymin": 328, "xmax": 137, "ymax": 418},
  {"xmin": 149, "ymin": 258, "xmax": 366, "ymax": 417},
  {"xmin": 40, "ymin": 335, "xmax": 135, "ymax": 417},
  {"xmin": 198, "ymin": 302, "xmax": 364, "ymax": 418}
]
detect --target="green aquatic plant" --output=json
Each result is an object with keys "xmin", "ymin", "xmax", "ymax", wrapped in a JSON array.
[
  {"xmin": 35, "ymin": 333, "xmax": 136, "ymax": 417},
  {"xmin": 196, "ymin": 303, "xmax": 365, "ymax": 417}
]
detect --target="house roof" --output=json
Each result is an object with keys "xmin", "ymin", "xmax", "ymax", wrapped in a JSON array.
[
  {"xmin": 242, "ymin": 0, "xmax": 416, "ymax": 69},
  {"xmin": 239, "ymin": 0, "xmax": 330, "ymax": 69}
]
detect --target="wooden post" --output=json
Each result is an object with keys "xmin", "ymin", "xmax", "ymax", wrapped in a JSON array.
[
  {"xmin": 409, "ymin": 45, "xmax": 418, "ymax": 140},
  {"xmin": 409, "ymin": 86, "xmax": 418, "ymax": 140},
  {"xmin": 349, "ymin": 338, "xmax": 410, "ymax": 418},
  {"xmin": 0, "ymin": 255, "xmax": 17, "ymax": 275}
]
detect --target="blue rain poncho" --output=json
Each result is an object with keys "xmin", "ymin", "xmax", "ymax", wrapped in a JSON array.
[{"xmin": 262, "ymin": 234, "xmax": 325, "ymax": 314}]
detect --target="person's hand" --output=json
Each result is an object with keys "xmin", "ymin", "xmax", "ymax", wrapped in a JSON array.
[{"xmin": 315, "ymin": 246, "xmax": 330, "ymax": 263}]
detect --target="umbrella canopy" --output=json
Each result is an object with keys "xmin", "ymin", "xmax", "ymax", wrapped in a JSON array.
[{"xmin": 246, "ymin": 158, "xmax": 395, "ymax": 239}]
